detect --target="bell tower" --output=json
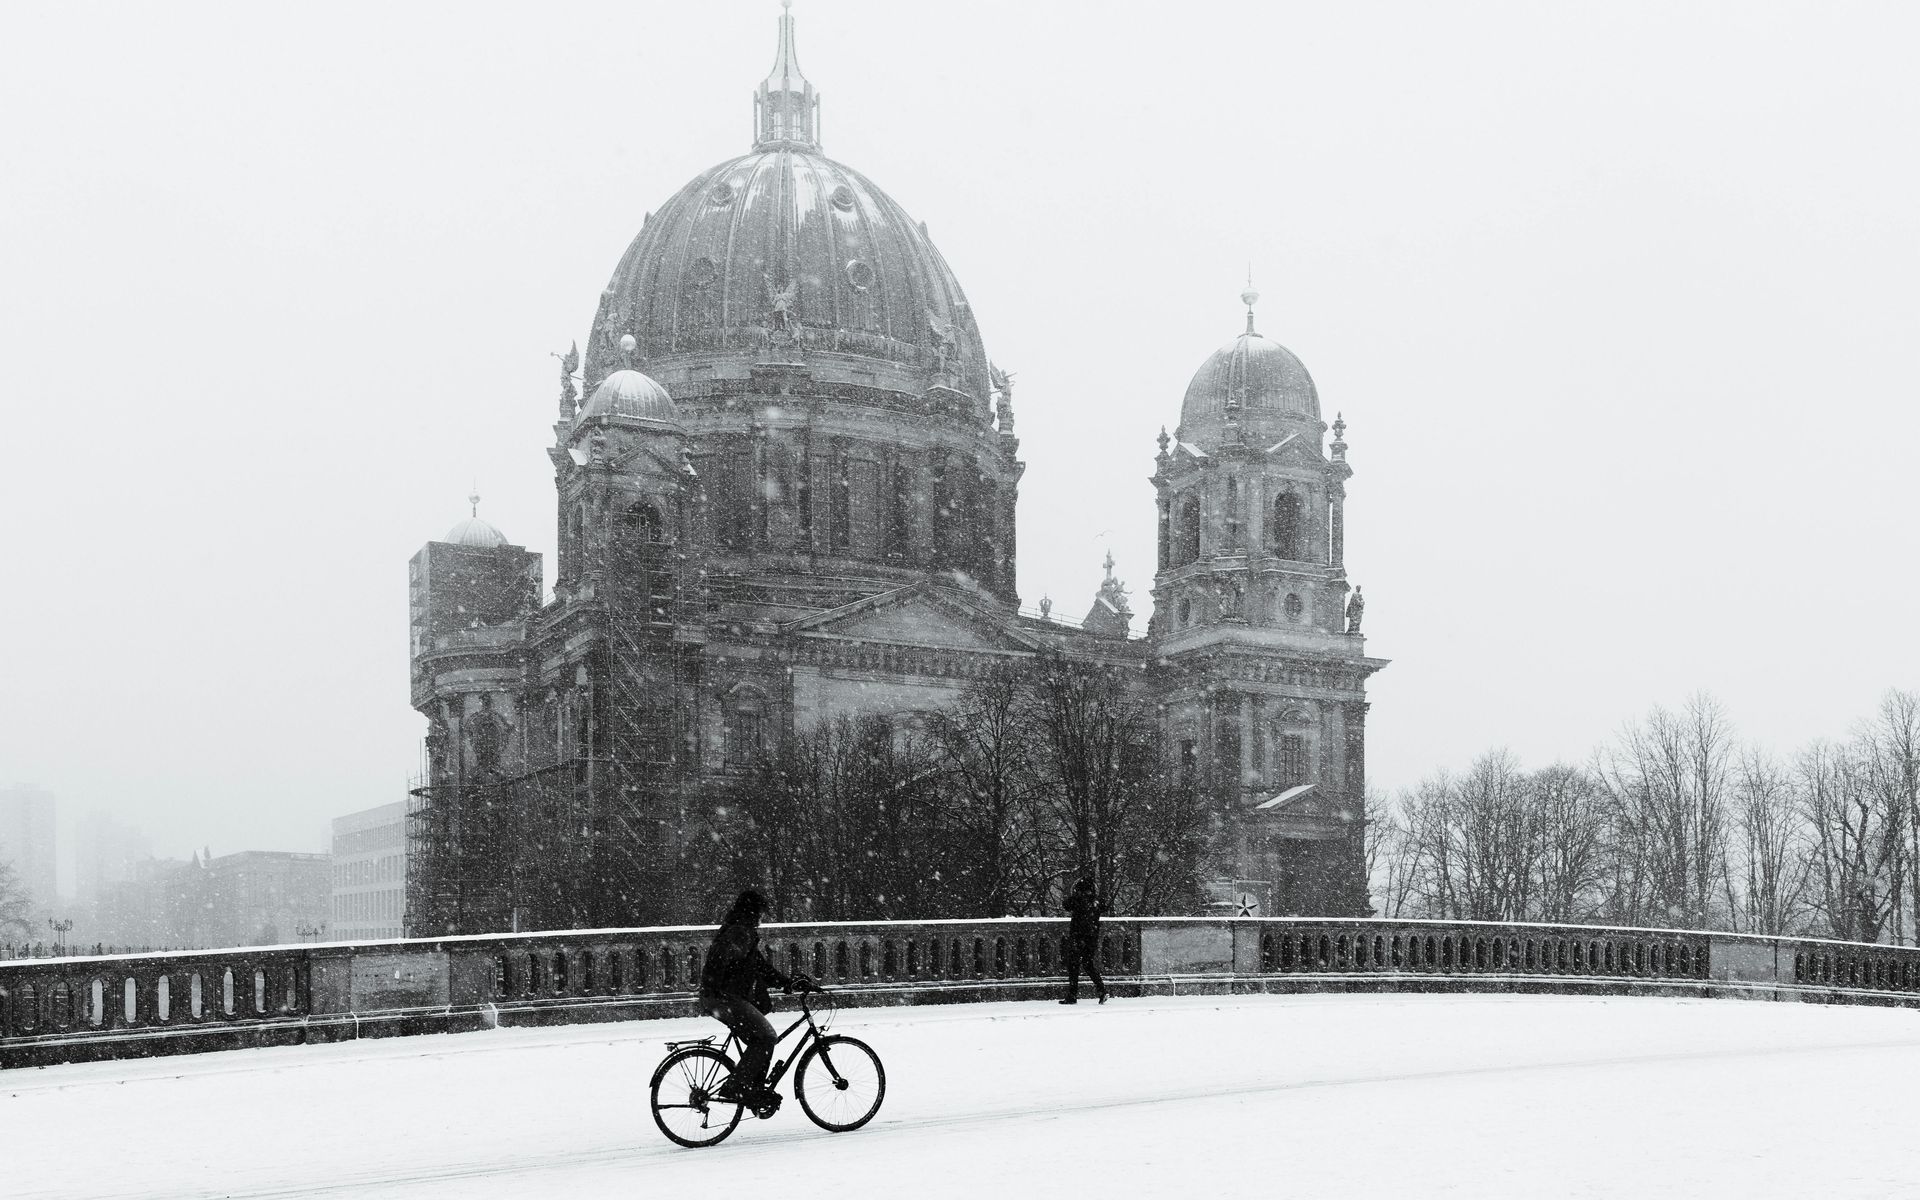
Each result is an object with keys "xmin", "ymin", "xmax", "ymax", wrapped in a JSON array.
[{"xmin": 1149, "ymin": 281, "xmax": 1386, "ymax": 916}]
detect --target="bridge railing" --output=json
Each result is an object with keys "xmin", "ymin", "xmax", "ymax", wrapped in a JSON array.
[{"xmin": 3, "ymin": 917, "xmax": 1915, "ymax": 1069}]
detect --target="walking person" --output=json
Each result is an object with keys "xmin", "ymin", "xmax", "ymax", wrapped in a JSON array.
[{"xmin": 1060, "ymin": 877, "xmax": 1109, "ymax": 1004}]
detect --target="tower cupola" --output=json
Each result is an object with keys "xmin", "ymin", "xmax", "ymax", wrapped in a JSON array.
[{"xmin": 754, "ymin": 1, "xmax": 819, "ymax": 149}]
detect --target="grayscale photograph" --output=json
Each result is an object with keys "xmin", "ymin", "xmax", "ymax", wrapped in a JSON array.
[{"xmin": 2, "ymin": 1, "xmax": 1917, "ymax": 1196}]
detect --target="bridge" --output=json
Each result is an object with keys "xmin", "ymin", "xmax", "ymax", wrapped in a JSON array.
[{"xmin": 9, "ymin": 918, "xmax": 1920, "ymax": 1198}]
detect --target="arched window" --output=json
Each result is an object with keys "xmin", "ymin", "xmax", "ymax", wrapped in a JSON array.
[
  {"xmin": 1272, "ymin": 493, "xmax": 1302, "ymax": 560},
  {"xmin": 1177, "ymin": 495, "xmax": 1202, "ymax": 565},
  {"xmin": 1278, "ymin": 734, "xmax": 1310, "ymax": 788},
  {"xmin": 621, "ymin": 499, "xmax": 663, "ymax": 544},
  {"xmin": 1224, "ymin": 478, "xmax": 1241, "ymax": 550},
  {"xmin": 724, "ymin": 690, "xmax": 768, "ymax": 767}
]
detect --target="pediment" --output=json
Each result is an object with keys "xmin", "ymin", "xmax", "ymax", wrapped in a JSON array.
[
  {"xmin": 1264, "ymin": 433, "xmax": 1325, "ymax": 467},
  {"xmin": 785, "ymin": 584, "xmax": 1043, "ymax": 653},
  {"xmin": 1256, "ymin": 783, "xmax": 1329, "ymax": 815}
]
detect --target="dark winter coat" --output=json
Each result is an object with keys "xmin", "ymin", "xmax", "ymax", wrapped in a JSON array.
[
  {"xmin": 699, "ymin": 919, "xmax": 791, "ymax": 1008},
  {"xmin": 1065, "ymin": 890, "xmax": 1106, "ymax": 940}
]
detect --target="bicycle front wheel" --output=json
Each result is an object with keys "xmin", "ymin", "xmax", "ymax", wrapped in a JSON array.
[
  {"xmin": 650, "ymin": 1045, "xmax": 745, "ymax": 1148},
  {"xmin": 794, "ymin": 1034, "xmax": 886, "ymax": 1132}
]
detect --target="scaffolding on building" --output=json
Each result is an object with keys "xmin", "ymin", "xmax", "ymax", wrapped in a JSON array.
[{"xmin": 406, "ymin": 533, "xmax": 696, "ymax": 936}]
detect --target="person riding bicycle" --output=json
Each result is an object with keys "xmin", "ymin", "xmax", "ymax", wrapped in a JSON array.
[
  {"xmin": 1061, "ymin": 877, "xmax": 1109, "ymax": 1004},
  {"xmin": 699, "ymin": 888, "xmax": 812, "ymax": 1104}
]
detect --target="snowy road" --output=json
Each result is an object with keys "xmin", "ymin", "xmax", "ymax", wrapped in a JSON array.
[{"xmin": 10, "ymin": 993, "xmax": 1920, "ymax": 1199}]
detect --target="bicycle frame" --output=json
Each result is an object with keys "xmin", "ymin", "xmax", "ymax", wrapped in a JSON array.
[{"xmin": 722, "ymin": 993, "xmax": 827, "ymax": 1092}]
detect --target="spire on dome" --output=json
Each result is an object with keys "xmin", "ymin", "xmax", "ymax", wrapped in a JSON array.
[
  {"xmin": 469, "ymin": 489, "xmax": 481, "ymax": 518},
  {"xmin": 754, "ymin": 1, "xmax": 820, "ymax": 149},
  {"xmin": 1240, "ymin": 267, "xmax": 1260, "ymax": 336}
]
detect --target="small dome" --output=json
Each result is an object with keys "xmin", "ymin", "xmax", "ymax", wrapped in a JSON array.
[
  {"xmin": 581, "ymin": 368, "xmax": 678, "ymax": 425},
  {"xmin": 1181, "ymin": 331, "xmax": 1320, "ymax": 427},
  {"xmin": 445, "ymin": 516, "xmax": 507, "ymax": 548}
]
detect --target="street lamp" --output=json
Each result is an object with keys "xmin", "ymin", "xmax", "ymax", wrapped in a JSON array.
[
  {"xmin": 48, "ymin": 917, "xmax": 73, "ymax": 955},
  {"xmin": 295, "ymin": 923, "xmax": 323, "ymax": 943}
]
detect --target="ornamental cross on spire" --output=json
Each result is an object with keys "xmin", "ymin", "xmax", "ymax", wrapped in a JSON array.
[{"xmin": 754, "ymin": 1, "xmax": 820, "ymax": 149}]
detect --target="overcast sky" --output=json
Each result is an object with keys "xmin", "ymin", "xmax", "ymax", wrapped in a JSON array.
[{"xmin": 2, "ymin": 1, "xmax": 1916, "ymax": 881}]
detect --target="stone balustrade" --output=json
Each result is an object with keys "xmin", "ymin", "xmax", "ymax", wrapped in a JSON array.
[{"xmin": 4, "ymin": 917, "xmax": 1917, "ymax": 1069}]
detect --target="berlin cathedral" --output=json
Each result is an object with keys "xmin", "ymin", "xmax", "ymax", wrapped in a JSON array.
[{"xmin": 406, "ymin": 7, "xmax": 1386, "ymax": 933}]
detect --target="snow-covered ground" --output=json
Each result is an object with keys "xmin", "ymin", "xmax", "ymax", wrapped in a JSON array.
[{"xmin": 9, "ymin": 993, "xmax": 1920, "ymax": 1199}]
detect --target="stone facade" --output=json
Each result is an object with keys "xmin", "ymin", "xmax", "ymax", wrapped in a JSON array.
[{"xmin": 404, "ymin": 11, "xmax": 1384, "ymax": 933}]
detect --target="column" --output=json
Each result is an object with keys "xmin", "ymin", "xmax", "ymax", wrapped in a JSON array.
[{"xmin": 1329, "ymin": 482, "xmax": 1346, "ymax": 569}]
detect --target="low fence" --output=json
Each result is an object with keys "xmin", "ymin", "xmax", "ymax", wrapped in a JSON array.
[{"xmin": 3, "ymin": 917, "xmax": 1917, "ymax": 1069}]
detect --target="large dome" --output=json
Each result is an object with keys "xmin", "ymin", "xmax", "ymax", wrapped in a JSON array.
[
  {"xmin": 584, "ymin": 147, "xmax": 987, "ymax": 401},
  {"xmin": 1180, "ymin": 329, "xmax": 1321, "ymax": 428}
]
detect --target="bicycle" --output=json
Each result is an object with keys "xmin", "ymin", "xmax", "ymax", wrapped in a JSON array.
[{"xmin": 648, "ymin": 983, "xmax": 887, "ymax": 1148}]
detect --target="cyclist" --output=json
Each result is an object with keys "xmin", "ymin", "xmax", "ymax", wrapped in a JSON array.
[
  {"xmin": 699, "ymin": 888, "xmax": 810, "ymax": 1104},
  {"xmin": 1060, "ymin": 877, "xmax": 1109, "ymax": 1004}
]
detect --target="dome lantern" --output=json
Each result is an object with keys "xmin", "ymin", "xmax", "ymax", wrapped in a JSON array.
[{"xmin": 754, "ymin": 1, "xmax": 819, "ymax": 150}]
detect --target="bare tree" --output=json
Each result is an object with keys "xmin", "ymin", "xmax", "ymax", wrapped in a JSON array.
[
  {"xmin": 1800, "ymin": 739, "xmax": 1896, "ymax": 942},
  {"xmin": 1594, "ymin": 694, "xmax": 1734, "ymax": 928},
  {"xmin": 723, "ymin": 714, "xmax": 941, "ymax": 921},
  {"xmin": 1108, "ymin": 756, "xmax": 1209, "ymax": 916},
  {"xmin": 1727, "ymin": 750, "xmax": 1811, "ymax": 935},
  {"xmin": 1530, "ymin": 764, "xmax": 1610, "ymax": 923},
  {"xmin": 722, "ymin": 726, "xmax": 834, "ymax": 919},
  {"xmin": 924, "ymin": 667, "xmax": 1054, "ymax": 916},
  {"xmin": 1862, "ymin": 689, "xmax": 1920, "ymax": 943},
  {"xmin": 1365, "ymin": 788, "xmax": 1421, "ymax": 918},
  {"xmin": 1397, "ymin": 751, "xmax": 1539, "ymax": 921},
  {"xmin": 0, "ymin": 858, "xmax": 30, "ymax": 940},
  {"xmin": 1020, "ymin": 653, "xmax": 1158, "ymax": 907}
]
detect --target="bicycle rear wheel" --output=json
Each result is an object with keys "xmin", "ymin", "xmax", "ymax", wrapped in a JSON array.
[
  {"xmin": 794, "ymin": 1034, "xmax": 886, "ymax": 1132},
  {"xmin": 650, "ymin": 1045, "xmax": 745, "ymax": 1147}
]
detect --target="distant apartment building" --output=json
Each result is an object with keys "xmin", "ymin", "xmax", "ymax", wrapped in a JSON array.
[
  {"xmin": 198, "ymin": 851, "xmax": 332, "ymax": 948},
  {"xmin": 331, "ymin": 803, "xmax": 407, "ymax": 941},
  {"xmin": 90, "ymin": 850, "xmax": 331, "ymax": 950},
  {"xmin": 0, "ymin": 785, "xmax": 58, "ymax": 911},
  {"xmin": 92, "ymin": 857, "xmax": 194, "ymax": 949},
  {"xmin": 75, "ymin": 811, "xmax": 152, "ymax": 903}
]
